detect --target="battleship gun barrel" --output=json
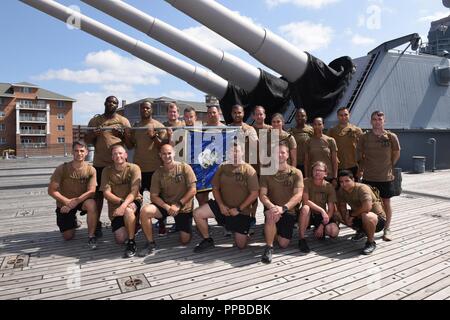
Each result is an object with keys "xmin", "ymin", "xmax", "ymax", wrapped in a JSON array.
[
  {"xmin": 81, "ymin": 0, "xmax": 261, "ymax": 91},
  {"xmin": 19, "ymin": 0, "xmax": 229, "ymax": 98},
  {"xmin": 165, "ymin": 0, "xmax": 309, "ymax": 82}
]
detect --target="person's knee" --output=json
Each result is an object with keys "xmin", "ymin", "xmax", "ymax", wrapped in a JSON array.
[
  {"xmin": 179, "ymin": 232, "xmax": 191, "ymax": 245},
  {"xmin": 141, "ymin": 205, "xmax": 156, "ymax": 219},
  {"xmin": 278, "ymin": 238, "xmax": 290, "ymax": 249},
  {"xmin": 326, "ymin": 224, "xmax": 339, "ymax": 238},
  {"xmin": 62, "ymin": 230, "xmax": 75, "ymax": 241},
  {"xmin": 300, "ymin": 206, "xmax": 310, "ymax": 216},
  {"xmin": 114, "ymin": 229, "xmax": 128, "ymax": 244}
]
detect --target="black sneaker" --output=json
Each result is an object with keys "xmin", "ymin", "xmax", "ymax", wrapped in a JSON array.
[
  {"xmin": 351, "ymin": 231, "xmax": 366, "ymax": 242},
  {"xmin": 138, "ymin": 241, "xmax": 155, "ymax": 257},
  {"xmin": 193, "ymin": 238, "xmax": 215, "ymax": 253},
  {"xmin": 298, "ymin": 239, "xmax": 310, "ymax": 253},
  {"xmin": 87, "ymin": 236, "xmax": 97, "ymax": 250},
  {"xmin": 261, "ymin": 246, "xmax": 273, "ymax": 264},
  {"xmin": 95, "ymin": 222, "xmax": 103, "ymax": 238},
  {"xmin": 123, "ymin": 239, "xmax": 137, "ymax": 258},
  {"xmin": 362, "ymin": 241, "xmax": 376, "ymax": 255}
]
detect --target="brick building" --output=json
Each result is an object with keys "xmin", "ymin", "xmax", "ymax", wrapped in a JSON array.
[{"xmin": 0, "ymin": 82, "xmax": 75, "ymax": 157}]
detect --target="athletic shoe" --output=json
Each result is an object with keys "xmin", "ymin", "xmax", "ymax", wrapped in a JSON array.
[
  {"xmin": 362, "ymin": 241, "xmax": 376, "ymax": 255},
  {"xmin": 298, "ymin": 239, "xmax": 311, "ymax": 253},
  {"xmin": 261, "ymin": 246, "xmax": 273, "ymax": 264},
  {"xmin": 193, "ymin": 238, "xmax": 215, "ymax": 253},
  {"xmin": 87, "ymin": 236, "xmax": 97, "ymax": 250},
  {"xmin": 351, "ymin": 231, "xmax": 366, "ymax": 242},
  {"xmin": 123, "ymin": 239, "xmax": 137, "ymax": 258},
  {"xmin": 138, "ymin": 241, "xmax": 156, "ymax": 257}
]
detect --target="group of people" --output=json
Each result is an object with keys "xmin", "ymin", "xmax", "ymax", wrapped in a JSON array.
[{"xmin": 48, "ymin": 95, "xmax": 401, "ymax": 263}]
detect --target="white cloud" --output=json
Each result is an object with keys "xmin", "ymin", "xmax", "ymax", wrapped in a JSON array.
[
  {"xmin": 351, "ymin": 34, "xmax": 376, "ymax": 46},
  {"xmin": 418, "ymin": 11, "xmax": 449, "ymax": 23},
  {"xmin": 34, "ymin": 50, "xmax": 166, "ymax": 86},
  {"xmin": 181, "ymin": 12, "xmax": 258, "ymax": 51},
  {"xmin": 162, "ymin": 90, "xmax": 197, "ymax": 100},
  {"xmin": 266, "ymin": 0, "xmax": 339, "ymax": 9},
  {"xmin": 278, "ymin": 21, "xmax": 334, "ymax": 52}
]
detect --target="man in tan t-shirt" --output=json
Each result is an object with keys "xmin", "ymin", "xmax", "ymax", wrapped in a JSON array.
[
  {"xmin": 85, "ymin": 96, "xmax": 131, "ymax": 237},
  {"xmin": 138, "ymin": 144, "xmax": 197, "ymax": 256},
  {"xmin": 298, "ymin": 161, "xmax": 339, "ymax": 253},
  {"xmin": 327, "ymin": 107, "xmax": 363, "ymax": 179},
  {"xmin": 337, "ymin": 170, "xmax": 387, "ymax": 255},
  {"xmin": 100, "ymin": 144, "xmax": 142, "ymax": 258},
  {"xmin": 358, "ymin": 111, "xmax": 400, "ymax": 241},
  {"xmin": 289, "ymin": 108, "xmax": 314, "ymax": 176},
  {"xmin": 259, "ymin": 143, "xmax": 304, "ymax": 264},
  {"xmin": 124, "ymin": 100, "xmax": 165, "ymax": 195},
  {"xmin": 193, "ymin": 143, "xmax": 259, "ymax": 253},
  {"xmin": 304, "ymin": 117, "xmax": 338, "ymax": 183},
  {"xmin": 48, "ymin": 141, "xmax": 97, "ymax": 248},
  {"xmin": 251, "ymin": 105, "xmax": 272, "ymax": 176}
]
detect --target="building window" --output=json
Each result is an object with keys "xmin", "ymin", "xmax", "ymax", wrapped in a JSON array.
[
  {"xmin": 0, "ymin": 124, "xmax": 5, "ymax": 131},
  {"xmin": 58, "ymin": 137, "xmax": 65, "ymax": 143},
  {"xmin": 57, "ymin": 101, "xmax": 65, "ymax": 108},
  {"xmin": 0, "ymin": 111, "xmax": 5, "ymax": 118},
  {"xmin": 58, "ymin": 125, "xmax": 65, "ymax": 131},
  {"xmin": 18, "ymin": 87, "xmax": 32, "ymax": 93},
  {"xmin": 57, "ymin": 113, "xmax": 65, "ymax": 119},
  {"xmin": 0, "ymin": 137, "xmax": 6, "ymax": 145},
  {"xmin": 21, "ymin": 138, "xmax": 31, "ymax": 144},
  {"xmin": 0, "ymin": 98, "xmax": 3, "ymax": 105}
]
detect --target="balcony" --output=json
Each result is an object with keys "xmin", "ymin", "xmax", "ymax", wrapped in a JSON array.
[
  {"xmin": 19, "ymin": 116, "xmax": 47, "ymax": 123},
  {"xmin": 20, "ymin": 129, "xmax": 47, "ymax": 135},
  {"xmin": 20, "ymin": 143, "xmax": 47, "ymax": 148},
  {"xmin": 16, "ymin": 103, "xmax": 48, "ymax": 110}
]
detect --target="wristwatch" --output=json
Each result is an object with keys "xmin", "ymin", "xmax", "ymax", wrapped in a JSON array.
[
  {"xmin": 282, "ymin": 205, "xmax": 288, "ymax": 213},
  {"xmin": 119, "ymin": 199, "xmax": 125, "ymax": 205},
  {"xmin": 177, "ymin": 200, "xmax": 184, "ymax": 208},
  {"xmin": 237, "ymin": 207, "xmax": 242, "ymax": 213}
]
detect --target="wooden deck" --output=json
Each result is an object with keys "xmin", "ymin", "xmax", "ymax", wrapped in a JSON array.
[{"xmin": 1, "ymin": 157, "xmax": 450, "ymax": 300}]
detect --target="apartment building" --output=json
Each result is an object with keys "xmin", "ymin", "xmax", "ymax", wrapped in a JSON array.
[{"xmin": 0, "ymin": 82, "xmax": 75, "ymax": 157}]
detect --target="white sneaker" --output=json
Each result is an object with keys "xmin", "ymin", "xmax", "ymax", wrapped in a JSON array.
[{"xmin": 382, "ymin": 228, "xmax": 392, "ymax": 241}]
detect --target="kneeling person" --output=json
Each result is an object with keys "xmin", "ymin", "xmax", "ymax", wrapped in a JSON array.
[
  {"xmin": 48, "ymin": 141, "xmax": 98, "ymax": 248},
  {"xmin": 193, "ymin": 143, "xmax": 259, "ymax": 252},
  {"xmin": 139, "ymin": 144, "xmax": 197, "ymax": 256},
  {"xmin": 100, "ymin": 144, "xmax": 142, "ymax": 258},
  {"xmin": 260, "ymin": 143, "xmax": 304, "ymax": 264},
  {"xmin": 337, "ymin": 170, "xmax": 386, "ymax": 255},
  {"xmin": 298, "ymin": 161, "xmax": 339, "ymax": 253}
]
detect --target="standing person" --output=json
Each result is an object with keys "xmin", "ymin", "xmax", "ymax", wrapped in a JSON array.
[
  {"xmin": 337, "ymin": 170, "xmax": 387, "ymax": 255},
  {"xmin": 270, "ymin": 113, "xmax": 297, "ymax": 168},
  {"xmin": 159, "ymin": 102, "xmax": 186, "ymax": 235},
  {"xmin": 327, "ymin": 107, "xmax": 363, "ymax": 179},
  {"xmin": 304, "ymin": 117, "xmax": 338, "ymax": 184},
  {"xmin": 192, "ymin": 143, "xmax": 259, "ymax": 253},
  {"xmin": 298, "ymin": 161, "xmax": 339, "ymax": 253},
  {"xmin": 251, "ymin": 105, "xmax": 272, "ymax": 175},
  {"xmin": 289, "ymin": 108, "xmax": 314, "ymax": 176},
  {"xmin": 138, "ymin": 144, "xmax": 197, "ymax": 256},
  {"xmin": 358, "ymin": 111, "xmax": 401, "ymax": 241},
  {"xmin": 259, "ymin": 143, "xmax": 304, "ymax": 264},
  {"xmin": 124, "ymin": 100, "xmax": 165, "ymax": 196},
  {"xmin": 195, "ymin": 105, "xmax": 227, "ymax": 207},
  {"xmin": 183, "ymin": 106, "xmax": 198, "ymax": 127},
  {"xmin": 100, "ymin": 144, "xmax": 142, "ymax": 258},
  {"xmin": 48, "ymin": 141, "xmax": 98, "ymax": 248},
  {"xmin": 85, "ymin": 96, "xmax": 131, "ymax": 237}
]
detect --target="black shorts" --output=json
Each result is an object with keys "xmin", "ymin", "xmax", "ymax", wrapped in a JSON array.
[
  {"xmin": 208, "ymin": 199, "xmax": 252, "ymax": 235},
  {"xmin": 352, "ymin": 215, "xmax": 386, "ymax": 233},
  {"xmin": 275, "ymin": 212, "xmax": 297, "ymax": 240},
  {"xmin": 140, "ymin": 171, "xmax": 154, "ymax": 194},
  {"xmin": 55, "ymin": 203, "xmax": 86, "ymax": 233},
  {"xmin": 155, "ymin": 205, "xmax": 193, "ymax": 234},
  {"xmin": 94, "ymin": 166, "xmax": 104, "ymax": 196},
  {"xmin": 110, "ymin": 200, "xmax": 142, "ymax": 232},
  {"xmin": 362, "ymin": 180, "xmax": 395, "ymax": 199},
  {"xmin": 308, "ymin": 211, "xmax": 338, "ymax": 228}
]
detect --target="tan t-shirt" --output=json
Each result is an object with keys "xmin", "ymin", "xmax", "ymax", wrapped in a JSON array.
[
  {"xmin": 88, "ymin": 114, "xmax": 131, "ymax": 167},
  {"xmin": 50, "ymin": 161, "xmax": 97, "ymax": 208},
  {"xmin": 306, "ymin": 135, "xmax": 338, "ymax": 177},
  {"xmin": 303, "ymin": 178, "xmax": 336, "ymax": 210},
  {"xmin": 164, "ymin": 120, "xmax": 186, "ymax": 159},
  {"xmin": 289, "ymin": 125, "xmax": 314, "ymax": 166},
  {"xmin": 327, "ymin": 124, "xmax": 363, "ymax": 169},
  {"xmin": 100, "ymin": 163, "xmax": 142, "ymax": 220},
  {"xmin": 253, "ymin": 124, "xmax": 272, "ymax": 173},
  {"xmin": 211, "ymin": 163, "xmax": 259, "ymax": 216},
  {"xmin": 337, "ymin": 183, "xmax": 386, "ymax": 219},
  {"xmin": 358, "ymin": 130, "xmax": 401, "ymax": 182},
  {"xmin": 260, "ymin": 129, "xmax": 297, "ymax": 168},
  {"xmin": 259, "ymin": 165, "xmax": 304, "ymax": 214},
  {"xmin": 232, "ymin": 122, "xmax": 258, "ymax": 165},
  {"xmin": 150, "ymin": 162, "xmax": 197, "ymax": 213},
  {"xmin": 131, "ymin": 119, "xmax": 166, "ymax": 172}
]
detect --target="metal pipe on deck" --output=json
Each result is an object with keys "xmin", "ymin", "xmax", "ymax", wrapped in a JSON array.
[
  {"xmin": 165, "ymin": 0, "xmax": 309, "ymax": 82},
  {"xmin": 19, "ymin": 0, "xmax": 229, "ymax": 99},
  {"xmin": 81, "ymin": 0, "xmax": 261, "ymax": 92}
]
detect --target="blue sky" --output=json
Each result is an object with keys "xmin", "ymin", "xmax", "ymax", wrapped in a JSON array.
[{"xmin": 1, "ymin": 0, "xmax": 448, "ymax": 124}]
